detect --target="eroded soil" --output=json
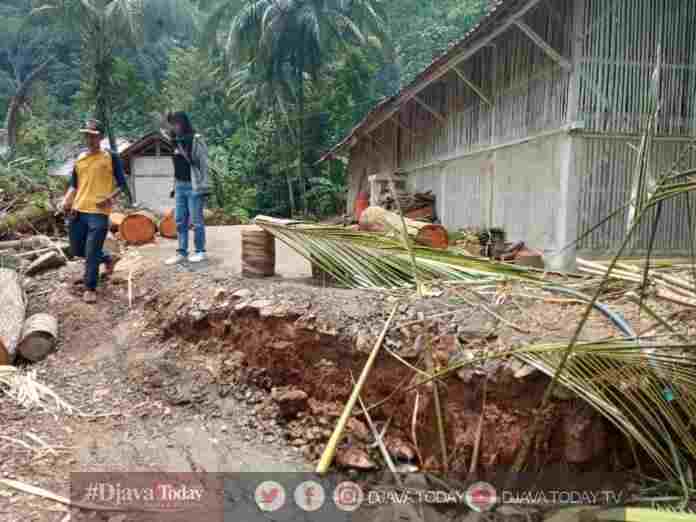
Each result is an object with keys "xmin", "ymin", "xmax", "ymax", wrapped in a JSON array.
[{"xmin": 2, "ymin": 249, "xmax": 694, "ymax": 521}]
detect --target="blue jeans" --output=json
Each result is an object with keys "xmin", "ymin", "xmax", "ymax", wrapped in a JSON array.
[
  {"xmin": 175, "ymin": 181, "xmax": 206, "ymax": 256},
  {"xmin": 68, "ymin": 212, "xmax": 112, "ymax": 290}
]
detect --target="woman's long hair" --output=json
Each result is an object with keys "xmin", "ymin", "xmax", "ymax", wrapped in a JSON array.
[
  {"xmin": 168, "ymin": 111, "xmax": 195, "ymax": 137},
  {"xmin": 168, "ymin": 111, "xmax": 195, "ymax": 154}
]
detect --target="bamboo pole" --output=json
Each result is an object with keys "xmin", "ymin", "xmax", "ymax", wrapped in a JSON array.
[
  {"xmin": 316, "ymin": 304, "xmax": 398, "ymax": 474},
  {"xmin": 387, "ymin": 176, "xmax": 423, "ymax": 296}
]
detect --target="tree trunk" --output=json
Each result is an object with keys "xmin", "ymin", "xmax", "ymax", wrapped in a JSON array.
[
  {"xmin": 0, "ymin": 268, "xmax": 26, "ymax": 365},
  {"xmin": 296, "ymin": 66, "xmax": 306, "ymax": 215},
  {"xmin": 0, "ymin": 205, "xmax": 56, "ymax": 239},
  {"xmin": 0, "ymin": 237, "xmax": 50, "ymax": 251},
  {"xmin": 93, "ymin": 23, "xmax": 117, "ymax": 152},
  {"xmin": 95, "ymin": 59, "xmax": 117, "ymax": 152},
  {"xmin": 25, "ymin": 251, "xmax": 66, "ymax": 276},
  {"xmin": 3, "ymin": 58, "xmax": 54, "ymax": 161},
  {"xmin": 18, "ymin": 313, "xmax": 57, "ymax": 363}
]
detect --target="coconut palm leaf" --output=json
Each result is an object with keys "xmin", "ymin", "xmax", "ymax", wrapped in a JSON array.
[
  {"xmin": 378, "ymin": 338, "xmax": 696, "ymax": 485},
  {"xmin": 254, "ymin": 216, "xmax": 544, "ymax": 289}
]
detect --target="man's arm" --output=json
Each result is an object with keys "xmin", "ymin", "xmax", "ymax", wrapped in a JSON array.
[
  {"xmin": 102, "ymin": 152, "xmax": 133, "ymax": 207},
  {"xmin": 61, "ymin": 167, "xmax": 78, "ymax": 211}
]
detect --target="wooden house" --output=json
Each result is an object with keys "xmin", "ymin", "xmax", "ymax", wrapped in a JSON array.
[
  {"xmin": 120, "ymin": 132, "xmax": 175, "ymax": 213},
  {"xmin": 319, "ymin": 0, "xmax": 696, "ymax": 269}
]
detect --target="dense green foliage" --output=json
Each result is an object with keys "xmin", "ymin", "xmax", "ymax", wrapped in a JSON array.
[{"xmin": 1, "ymin": 0, "xmax": 488, "ymax": 218}]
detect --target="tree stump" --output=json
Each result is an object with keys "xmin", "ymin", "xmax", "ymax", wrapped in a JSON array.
[
  {"xmin": 18, "ymin": 313, "xmax": 57, "ymax": 362},
  {"xmin": 242, "ymin": 229, "xmax": 275, "ymax": 278}
]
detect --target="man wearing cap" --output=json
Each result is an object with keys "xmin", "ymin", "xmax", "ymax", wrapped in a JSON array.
[{"xmin": 61, "ymin": 119, "xmax": 129, "ymax": 303}]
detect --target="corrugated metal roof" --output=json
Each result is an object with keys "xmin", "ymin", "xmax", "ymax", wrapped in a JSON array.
[{"xmin": 317, "ymin": 0, "xmax": 523, "ymax": 163}]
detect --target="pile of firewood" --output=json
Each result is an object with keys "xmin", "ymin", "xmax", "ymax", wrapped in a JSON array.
[{"xmin": 378, "ymin": 190, "xmax": 436, "ymax": 221}]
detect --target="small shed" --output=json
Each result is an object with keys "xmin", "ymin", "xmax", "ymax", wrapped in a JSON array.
[{"xmin": 120, "ymin": 132, "xmax": 175, "ymax": 213}]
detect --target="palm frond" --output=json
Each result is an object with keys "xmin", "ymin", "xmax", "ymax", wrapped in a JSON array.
[{"xmin": 254, "ymin": 216, "xmax": 543, "ymax": 289}]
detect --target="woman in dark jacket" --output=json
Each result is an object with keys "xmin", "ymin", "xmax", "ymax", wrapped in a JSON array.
[{"xmin": 164, "ymin": 112, "xmax": 210, "ymax": 264}]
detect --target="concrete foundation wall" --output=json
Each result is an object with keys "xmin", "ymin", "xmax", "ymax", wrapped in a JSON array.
[{"xmin": 408, "ymin": 134, "xmax": 578, "ymax": 270}]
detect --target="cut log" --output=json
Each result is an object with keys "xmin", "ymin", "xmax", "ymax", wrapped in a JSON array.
[
  {"xmin": 0, "ymin": 268, "xmax": 26, "ymax": 365},
  {"xmin": 12, "ymin": 243, "xmax": 70, "ymax": 260},
  {"xmin": 159, "ymin": 208, "xmax": 177, "ymax": 239},
  {"xmin": 404, "ymin": 205, "xmax": 434, "ymax": 221},
  {"xmin": 359, "ymin": 206, "xmax": 429, "ymax": 236},
  {"xmin": 25, "ymin": 251, "xmax": 66, "ymax": 276},
  {"xmin": 109, "ymin": 212, "xmax": 126, "ymax": 233},
  {"xmin": 18, "ymin": 313, "xmax": 57, "ymax": 362},
  {"xmin": 119, "ymin": 211, "xmax": 158, "ymax": 245},
  {"xmin": 0, "ymin": 237, "xmax": 50, "ymax": 251},
  {"xmin": 415, "ymin": 224, "xmax": 449, "ymax": 249}
]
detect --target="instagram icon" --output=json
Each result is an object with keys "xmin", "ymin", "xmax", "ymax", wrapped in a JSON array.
[{"xmin": 333, "ymin": 481, "xmax": 364, "ymax": 512}]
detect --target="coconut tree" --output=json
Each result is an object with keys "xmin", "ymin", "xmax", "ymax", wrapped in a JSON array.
[
  {"xmin": 42, "ymin": 0, "xmax": 199, "ymax": 150},
  {"xmin": 0, "ymin": 1, "xmax": 57, "ymax": 160},
  {"xmin": 208, "ymin": 0, "xmax": 389, "ymax": 214}
]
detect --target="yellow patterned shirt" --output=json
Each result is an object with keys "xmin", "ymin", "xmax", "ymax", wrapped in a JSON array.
[{"xmin": 71, "ymin": 150, "xmax": 126, "ymax": 215}]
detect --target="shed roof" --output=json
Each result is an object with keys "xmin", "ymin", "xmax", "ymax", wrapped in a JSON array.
[
  {"xmin": 119, "ymin": 131, "xmax": 174, "ymax": 163},
  {"xmin": 318, "ymin": 0, "xmax": 533, "ymax": 163}
]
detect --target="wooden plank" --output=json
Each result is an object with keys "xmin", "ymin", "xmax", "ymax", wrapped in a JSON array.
[
  {"xmin": 451, "ymin": 66, "xmax": 493, "ymax": 106},
  {"xmin": 414, "ymin": 96, "xmax": 447, "ymax": 125},
  {"xmin": 513, "ymin": 20, "xmax": 572, "ymax": 70}
]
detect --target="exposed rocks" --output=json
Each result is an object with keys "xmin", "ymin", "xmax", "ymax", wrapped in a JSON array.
[
  {"xmin": 345, "ymin": 418, "xmax": 370, "ymax": 442},
  {"xmin": 336, "ymin": 447, "xmax": 377, "ymax": 470},
  {"xmin": 232, "ymin": 288, "xmax": 253, "ymax": 300},
  {"xmin": 386, "ymin": 437, "xmax": 417, "ymax": 462},
  {"xmin": 271, "ymin": 387, "xmax": 309, "ymax": 419},
  {"xmin": 563, "ymin": 403, "xmax": 608, "ymax": 464}
]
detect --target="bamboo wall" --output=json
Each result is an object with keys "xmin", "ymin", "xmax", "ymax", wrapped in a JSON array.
[
  {"xmin": 577, "ymin": 0, "xmax": 696, "ymax": 136},
  {"xmin": 576, "ymin": 137, "xmax": 696, "ymax": 253},
  {"xmin": 399, "ymin": 0, "xmax": 575, "ymax": 170},
  {"xmin": 574, "ymin": 0, "xmax": 696, "ymax": 253}
]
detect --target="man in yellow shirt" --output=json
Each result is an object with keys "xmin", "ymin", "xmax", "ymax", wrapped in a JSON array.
[{"xmin": 61, "ymin": 119, "xmax": 129, "ymax": 303}]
